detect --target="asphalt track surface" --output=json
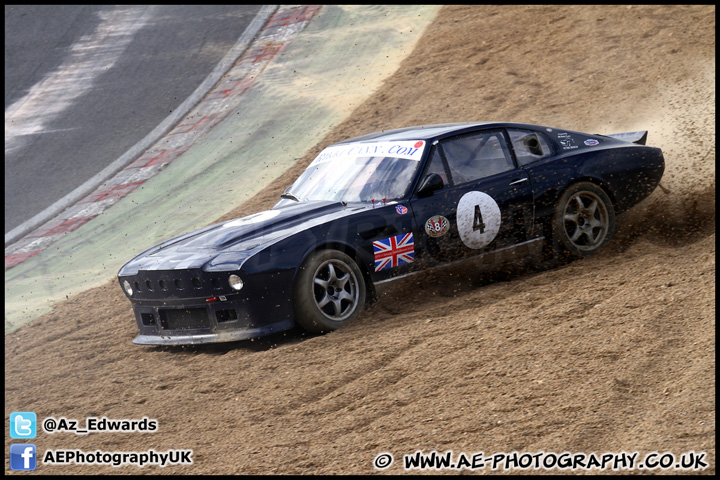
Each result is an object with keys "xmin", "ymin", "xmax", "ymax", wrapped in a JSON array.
[
  {"xmin": 4, "ymin": 5, "xmax": 440, "ymax": 331},
  {"xmin": 4, "ymin": 5, "xmax": 263, "ymax": 235}
]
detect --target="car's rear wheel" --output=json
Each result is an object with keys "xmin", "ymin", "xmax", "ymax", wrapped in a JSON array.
[
  {"xmin": 552, "ymin": 182, "xmax": 615, "ymax": 258},
  {"xmin": 294, "ymin": 249, "xmax": 366, "ymax": 333}
]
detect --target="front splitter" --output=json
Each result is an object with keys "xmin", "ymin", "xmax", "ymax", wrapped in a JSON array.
[{"xmin": 132, "ymin": 319, "xmax": 294, "ymax": 345}]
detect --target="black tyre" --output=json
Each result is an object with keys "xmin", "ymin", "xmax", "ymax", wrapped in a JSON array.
[
  {"xmin": 293, "ymin": 249, "xmax": 366, "ymax": 333},
  {"xmin": 552, "ymin": 182, "xmax": 615, "ymax": 258}
]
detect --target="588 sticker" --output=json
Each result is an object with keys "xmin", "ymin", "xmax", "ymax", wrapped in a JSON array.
[{"xmin": 456, "ymin": 191, "xmax": 501, "ymax": 249}]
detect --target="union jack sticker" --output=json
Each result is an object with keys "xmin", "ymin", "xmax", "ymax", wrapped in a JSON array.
[{"xmin": 373, "ymin": 233, "xmax": 415, "ymax": 272}]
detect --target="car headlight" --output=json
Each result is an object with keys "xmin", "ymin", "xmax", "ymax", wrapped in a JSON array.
[
  {"xmin": 228, "ymin": 274, "xmax": 244, "ymax": 291},
  {"xmin": 123, "ymin": 280, "xmax": 133, "ymax": 296}
]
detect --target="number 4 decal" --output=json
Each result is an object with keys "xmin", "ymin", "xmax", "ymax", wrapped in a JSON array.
[
  {"xmin": 473, "ymin": 205, "xmax": 485, "ymax": 233},
  {"xmin": 457, "ymin": 191, "xmax": 501, "ymax": 249}
]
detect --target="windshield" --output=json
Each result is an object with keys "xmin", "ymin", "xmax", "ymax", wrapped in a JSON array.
[{"xmin": 285, "ymin": 140, "xmax": 426, "ymax": 203}]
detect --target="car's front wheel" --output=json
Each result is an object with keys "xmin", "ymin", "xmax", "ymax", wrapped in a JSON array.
[
  {"xmin": 552, "ymin": 182, "xmax": 615, "ymax": 258},
  {"xmin": 293, "ymin": 249, "xmax": 366, "ymax": 333}
]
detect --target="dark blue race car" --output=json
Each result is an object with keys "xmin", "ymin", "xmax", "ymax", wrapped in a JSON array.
[{"xmin": 118, "ymin": 122, "xmax": 664, "ymax": 345}]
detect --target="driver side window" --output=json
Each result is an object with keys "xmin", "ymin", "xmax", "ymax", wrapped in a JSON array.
[
  {"xmin": 440, "ymin": 130, "xmax": 513, "ymax": 185},
  {"xmin": 422, "ymin": 146, "xmax": 448, "ymax": 186}
]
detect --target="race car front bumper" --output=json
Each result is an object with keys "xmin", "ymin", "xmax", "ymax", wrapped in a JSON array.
[{"xmin": 123, "ymin": 268, "xmax": 297, "ymax": 345}]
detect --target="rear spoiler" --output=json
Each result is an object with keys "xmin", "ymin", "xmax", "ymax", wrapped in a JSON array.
[{"xmin": 602, "ymin": 130, "xmax": 648, "ymax": 145}]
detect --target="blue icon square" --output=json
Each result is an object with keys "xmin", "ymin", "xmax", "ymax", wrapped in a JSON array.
[
  {"xmin": 10, "ymin": 411, "xmax": 37, "ymax": 439},
  {"xmin": 10, "ymin": 444, "xmax": 37, "ymax": 470}
]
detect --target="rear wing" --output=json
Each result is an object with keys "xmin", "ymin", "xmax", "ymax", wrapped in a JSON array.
[{"xmin": 602, "ymin": 130, "xmax": 648, "ymax": 145}]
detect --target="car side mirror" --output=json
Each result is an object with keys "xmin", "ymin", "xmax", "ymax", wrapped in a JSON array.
[{"xmin": 416, "ymin": 173, "xmax": 444, "ymax": 197}]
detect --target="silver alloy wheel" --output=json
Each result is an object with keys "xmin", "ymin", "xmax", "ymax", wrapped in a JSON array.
[
  {"xmin": 312, "ymin": 258, "xmax": 359, "ymax": 321},
  {"xmin": 562, "ymin": 191, "xmax": 610, "ymax": 252}
]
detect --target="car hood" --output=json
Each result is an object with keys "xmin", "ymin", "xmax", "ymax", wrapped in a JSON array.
[{"xmin": 119, "ymin": 201, "xmax": 364, "ymax": 274}]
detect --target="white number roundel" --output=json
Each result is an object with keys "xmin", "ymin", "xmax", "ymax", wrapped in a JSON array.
[{"xmin": 456, "ymin": 191, "xmax": 501, "ymax": 249}]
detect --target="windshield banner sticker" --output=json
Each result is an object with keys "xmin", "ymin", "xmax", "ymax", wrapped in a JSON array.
[{"xmin": 312, "ymin": 140, "xmax": 426, "ymax": 165}]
